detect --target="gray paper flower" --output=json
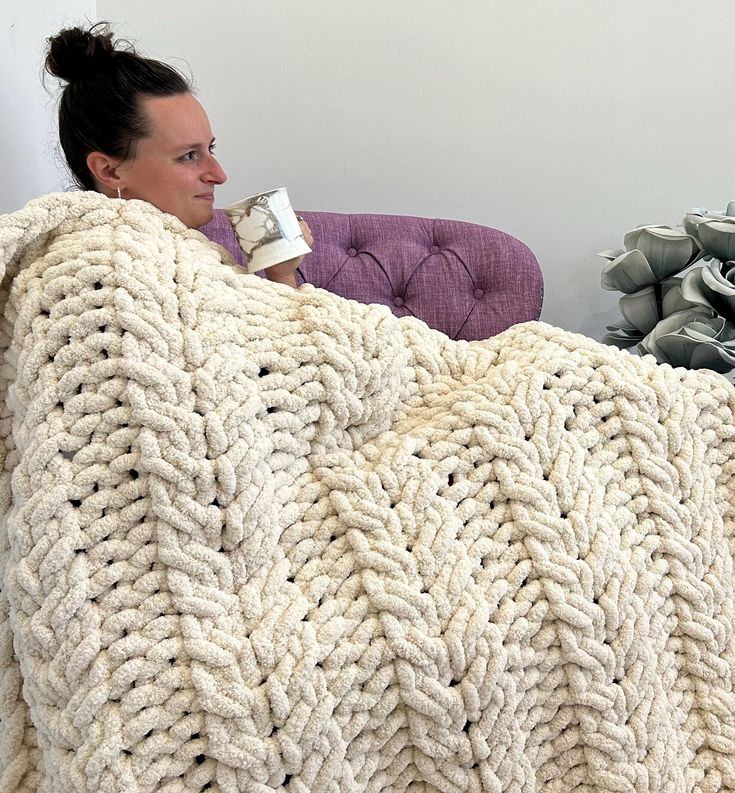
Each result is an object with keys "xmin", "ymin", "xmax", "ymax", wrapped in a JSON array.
[
  {"xmin": 599, "ymin": 226, "xmax": 701, "ymax": 293},
  {"xmin": 604, "ymin": 278, "xmax": 701, "ymax": 347},
  {"xmin": 681, "ymin": 260, "xmax": 735, "ymax": 322},
  {"xmin": 696, "ymin": 219, "xmax": 735, "ymax": 264},
  {"xmin": 683, "ymin": 205, "xmax": 734, "ymax": 241},
  {"xmin": 638, "ymin": 310, "xmax": 735, "ymax": 372},
  {"xmin": 599, "ymin": 201, "xmax": 735, "ymax": 375},
  {"xmin": 684, "ymin": 199, "xmax": 735, "ymax": 230}
]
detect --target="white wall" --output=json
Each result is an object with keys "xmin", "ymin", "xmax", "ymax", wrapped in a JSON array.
[
  {"xmin": 1, "ymin": 1, "xmax": 96, "ymax": 214},
  {"xmin": 29, "ymin": 2, "xmax": 735, "ymax": 338}
]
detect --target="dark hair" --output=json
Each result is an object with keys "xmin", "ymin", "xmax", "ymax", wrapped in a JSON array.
[{"xmin": 44, "ymin": 22, "xmax": 192, "ymax": 190}]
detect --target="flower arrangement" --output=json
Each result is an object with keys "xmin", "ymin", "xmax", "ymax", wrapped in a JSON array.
[{"xmin": 599, "ymin": 201, "xmax": 735, "ymax": 373}]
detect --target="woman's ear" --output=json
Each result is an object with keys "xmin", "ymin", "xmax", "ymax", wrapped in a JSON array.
[{"xmin": 86, "ymin": 152, "xmax": 123, "ymax": 196}]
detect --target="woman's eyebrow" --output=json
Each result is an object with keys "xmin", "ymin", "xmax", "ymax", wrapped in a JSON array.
[{"xmin": 176, "ymin": 138, "xmax": 216, "ymax": 150}]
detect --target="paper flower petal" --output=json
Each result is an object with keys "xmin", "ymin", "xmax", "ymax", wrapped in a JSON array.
[
  {"xmin": 637, "ymin": 227, "xmax": 701, "ymax": 280},
  {"xmin": 601, "ymin": 249, "xmax": 656, "ymax": 293},
  {"xmin": 683, "ymin": 210, "xmax": 709, "ymax": 241},
  {"xmin": 618, "ymin": 287, "xmax": 660, "ymax": 335},
  {"xmin": 603, "ymin": 322, "xmax": 644, "ymax": 348},
  {"xmin": 597, "ymin": 248, "xmax": 625, "ymax": 261},
  {"xmin": 661, "ymin": 277, "xmax": 700, "ymax": 317},
  {"xmin": 623, "ymin": 225, "xmax": 672, "ymax": 252},
  {"xmin": 697, "ymin": 219, "xmax": 735, "ymax": 263}
]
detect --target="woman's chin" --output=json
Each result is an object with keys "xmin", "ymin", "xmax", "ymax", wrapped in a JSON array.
[{"xmin": 187, "ymin": 204, "xmax": 215, "ymax": 229}]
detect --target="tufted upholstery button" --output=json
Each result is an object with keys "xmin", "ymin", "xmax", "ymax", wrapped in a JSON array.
[
  {"xmin": 430, "ymin": 245, "xmax": 440, "ymax": 254},
  {"xmin": 347, "ymin": 247, "xmax": 358, "ymax": 257},
  {"xmin": 473, "ymin": 288, "xmax": 485, "ymax": 300},
  {"xmin": 393, "ymin": 296, "xmax": 404, "ymax": 307}
]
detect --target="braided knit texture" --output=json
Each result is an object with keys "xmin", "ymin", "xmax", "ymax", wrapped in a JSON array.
[{"xmin": 0, "ymin": 192, "xmax": 734, "ymax": 793}]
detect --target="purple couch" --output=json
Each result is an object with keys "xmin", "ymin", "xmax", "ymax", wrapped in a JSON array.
[{"xmin": 199, "ymin": 209, "xmax": 543, "ymax": 341}]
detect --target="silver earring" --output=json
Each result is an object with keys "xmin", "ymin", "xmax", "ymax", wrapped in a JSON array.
[{"xmin": 117, "ymin": 187, "xmax": 122, "ymax": 199}]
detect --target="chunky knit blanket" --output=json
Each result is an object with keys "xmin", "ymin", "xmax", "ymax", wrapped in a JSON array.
[{"xmin": 0, "ymin": 192, "xmax": 734, "ymax": 793}]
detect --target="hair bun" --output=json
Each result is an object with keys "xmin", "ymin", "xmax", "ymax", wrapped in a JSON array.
[{"xmin": 45, "ymin": 23, "xmax": 118, "ymax": 84}]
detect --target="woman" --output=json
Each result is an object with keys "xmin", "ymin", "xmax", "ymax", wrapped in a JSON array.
[{"xmin": 44, "ymin": 22, "xmax": 311, "ymax": 289}]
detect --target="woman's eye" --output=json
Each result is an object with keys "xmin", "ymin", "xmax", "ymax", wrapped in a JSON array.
[{"xmin": 181, "ymin": 151, "xmax": 197, "ymax": 162}]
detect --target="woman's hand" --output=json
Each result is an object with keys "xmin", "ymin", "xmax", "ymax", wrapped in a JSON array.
[{"xmin": 263, "ymin": 218, "xmax": 314, "ymax": 288}]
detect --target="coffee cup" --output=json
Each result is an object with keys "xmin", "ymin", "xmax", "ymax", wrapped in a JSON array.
[{"xmin": 222, "ymin": 187, "xmax": 311, "ymax": 274}]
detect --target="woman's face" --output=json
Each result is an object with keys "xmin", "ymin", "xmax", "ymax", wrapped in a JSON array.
[{"xmin": 115, "ymin": 92, "xmax": 227, "ymax": 228}]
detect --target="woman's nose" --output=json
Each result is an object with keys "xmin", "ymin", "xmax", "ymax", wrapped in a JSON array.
[{"xmin": 205, "ymin": 157, "xmax": 227, "ymax": 185}]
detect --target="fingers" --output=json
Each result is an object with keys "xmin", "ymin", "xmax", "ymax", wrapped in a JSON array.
[{"xmin": 299, "ymin": 219, "xmax": 314, "ymax": 247}]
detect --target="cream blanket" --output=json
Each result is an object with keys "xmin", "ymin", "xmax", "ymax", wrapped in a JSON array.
[{"xmin": 0, "ymin": 192, "xmax": 734, "ymax": 793}]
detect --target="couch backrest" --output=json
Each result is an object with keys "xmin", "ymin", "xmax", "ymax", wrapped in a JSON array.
[{"xmin": 199, "ymin": 209, "xmax": 543, "ymax": 341}]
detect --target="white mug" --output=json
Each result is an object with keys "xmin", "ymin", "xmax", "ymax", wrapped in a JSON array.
[{"xmin": 222, "ymin": 187, "xmax": 311, "ymax": 274}]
